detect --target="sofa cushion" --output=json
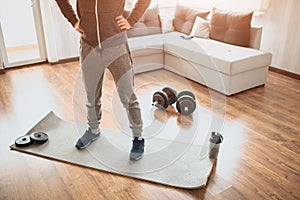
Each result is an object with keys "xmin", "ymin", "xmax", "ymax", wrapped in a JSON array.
[
  {"xmin": 128, "ymin": 34, "xmax": 164, "ymax": 57},
  {"xmin": 210, "ymin": 7, "xmax": 253, "ymax": 47},
  {"xmin": 172, "ymin": 4, "xmax": 210, "ymax": 35},
  {"xmin": 163, "ymin": 32, "xmax": 272, "ymax": 75},
  {"xmin": 159, "ymin": 14, "xmax": 175, "ymax": 33},
  {"xmin": 124, "ymin": 5, "xmax": 162, "ymax": 38},
  {"xmin": 189, "ymin": 16, "xmax": 210, "ymax": 39}
]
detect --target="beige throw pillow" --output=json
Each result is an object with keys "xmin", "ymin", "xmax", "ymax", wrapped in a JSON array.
[
  {"xmin": 159, "ymin": 14, "xmax": 174, "ymax": 33},
  {"xmin": 189, "ymin": 16, "xmax": 210, "ymax": 38},
  {"xmin": 172, "ymin": 4, "xmax": 210, "ymax": 35},
  {"xmin": 124, "ymin": 5, "xmax": 162, "ymax": 38},
  {"xmin": 209, "ymin": 7, "xmax": 253, "ymax": 47}
]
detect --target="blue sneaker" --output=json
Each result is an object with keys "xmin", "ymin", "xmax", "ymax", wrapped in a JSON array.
[
  {"xmin": 75, "ymin": 128, "xmax": 100, "ymax": 149},
  {"xmin": 130, "ymin": 137, "xmax": 145, "ymax": 161}
]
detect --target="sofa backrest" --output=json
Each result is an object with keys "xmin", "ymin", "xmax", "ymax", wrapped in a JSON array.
[
  {"xmin": 249, "ymin": 26, "xmax": 262, "ymax": 50},
  {"xmin": 125, "ymin": 5, "xmax": 262, "ymax": 50}
]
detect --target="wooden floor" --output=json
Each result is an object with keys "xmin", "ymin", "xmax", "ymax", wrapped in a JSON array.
[{"xmin": 0, "ymin": 62, "xmax": 299, "ymax": 200}]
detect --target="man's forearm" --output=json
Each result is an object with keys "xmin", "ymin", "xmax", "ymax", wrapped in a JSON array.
[
  {"xmin": 55, "ymin": 0, "xmax": 78, "ymax": 27},
  {"xmin": 126, "ymin": 0, "xmax": 151, "ymax": 27}
]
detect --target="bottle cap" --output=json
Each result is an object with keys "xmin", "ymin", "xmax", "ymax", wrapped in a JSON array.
[{"xmin": 209, "ymin": 131, "xmax": 223, "ymax": 144}]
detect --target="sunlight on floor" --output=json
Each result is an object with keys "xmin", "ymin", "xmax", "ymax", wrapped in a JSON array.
[{"xmin": 6, "ymin": 44, "xmax": 40, "ymax": 63}]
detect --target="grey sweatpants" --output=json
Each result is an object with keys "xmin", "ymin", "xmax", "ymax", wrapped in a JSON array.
[{"xmin": 80, "ymin": 39, "xmax": 143, "ymax": 137}]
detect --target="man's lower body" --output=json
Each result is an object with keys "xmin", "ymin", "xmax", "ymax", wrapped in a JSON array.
[{"xmin": 76, "ymin": 39, "xmax": 144, "ymax": 160}]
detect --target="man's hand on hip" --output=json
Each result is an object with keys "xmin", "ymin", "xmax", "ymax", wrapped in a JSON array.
[
  {"xmin": 74, "ymin": 21, "xmax": 85, "ymax": 35},
  {"xmin": 116, "ymin": 16, "xmax": 131, "ymax": 30}
]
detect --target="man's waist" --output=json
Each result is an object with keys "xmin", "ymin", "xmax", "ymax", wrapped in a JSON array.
[{"xmin": 81, "ymin": 32, "xmax": 128, "ymax": 49}]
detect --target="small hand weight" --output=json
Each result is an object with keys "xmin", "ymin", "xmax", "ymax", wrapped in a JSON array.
[
  {"xmin": 14, "ymin": 132, "xmax": 49, "ymax": 148},
  {"xmin": 30, "ymin": 132, "xmax": 49, "ymax": 144},
  {"xmin": 15, "ymin": 135, "xmax": 33, "ymax": 147},
  {"xmin": 176, "ymin": 90, "xmax": 196, "ymax": 115},
  {"xmin": 152, "ymin": 87, "xmax": 177, "ymax": 110}
]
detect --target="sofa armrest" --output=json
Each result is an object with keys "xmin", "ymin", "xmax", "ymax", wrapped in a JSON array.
[{"xmin": 249, "ymin": 26, "xmax": 262, "ymax": 50}]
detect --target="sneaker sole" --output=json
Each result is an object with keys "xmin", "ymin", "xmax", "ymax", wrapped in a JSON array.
[
  {"xmin": 75, "ymin": 135, "xmax": 100, "ymax": 150},
  {"xmin": 130, "ymin": 154, "xmax": 143, "ymax": 161}
]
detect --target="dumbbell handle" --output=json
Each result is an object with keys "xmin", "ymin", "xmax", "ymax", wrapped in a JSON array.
[
  {"xmin": 152, "ymin": 101, "xmax": 168, "ymax": 110},
  {"xmin": 153, "ymin": 101, "xmax": 165, "ymax": 108},
  {"xmin": 183, "ymin": 107, "xmax": 189, "ymax": 112},
  {"xmin": 152, "ymin": 101, "xmax": 159, "ymax": 107}
]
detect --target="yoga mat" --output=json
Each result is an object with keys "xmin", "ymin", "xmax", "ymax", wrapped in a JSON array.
[{"xmin": 10, "ymin": 111, "xmax": 216, "ymax": 189}]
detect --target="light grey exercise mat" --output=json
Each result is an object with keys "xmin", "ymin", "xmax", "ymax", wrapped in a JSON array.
[{"xmin": 10, "ymin": 111, "xmax": 215, "ymax": 189}]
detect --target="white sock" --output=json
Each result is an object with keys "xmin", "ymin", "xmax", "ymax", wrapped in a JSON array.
[{"xmin": 91, "ymin": 128, "xmax": 100, "ymax": 134}]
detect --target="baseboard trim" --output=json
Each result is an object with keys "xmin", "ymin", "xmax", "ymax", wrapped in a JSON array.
[
  {"xmin": 49, "ymin": 57, "xmax": 79, "ymax": 65},
  {"xmin": 0, "ymin": 68, "xmax": 5, "ymax": 74},
  {"xmin": 269, "ymin": 66, "xmax": 300, "ymax": 80}
]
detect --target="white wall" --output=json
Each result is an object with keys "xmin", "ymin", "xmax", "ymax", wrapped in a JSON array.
[
  {"xmin": 51, "ymin": 0, "xmax": 80, "ymax": 60},
  {"xmin": 48, "ymin": 0, "xmax": 300, "ymax": 74},
  {"xmin": 39, "ymin": 0, "xmax": 80, "ymax": 61},
  {"xmin": 0, "ymin": 47, "xmax": 3, "ymax": 70},
  {"xmin": 254, "ymin": 0, "xmax": 300, "ymax": 75}
]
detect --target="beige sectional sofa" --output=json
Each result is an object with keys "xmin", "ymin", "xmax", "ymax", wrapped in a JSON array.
[{"xmin": 126, "ymin": 5, "xmax": 272, "ymax": 95}]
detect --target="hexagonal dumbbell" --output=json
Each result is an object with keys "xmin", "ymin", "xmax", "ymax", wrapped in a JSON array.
[
  {"xmin": 152, "ymin": 87, "xmax": 177, "ymax": 110},
  {"xmin": 175, "ymin": 90, "xmax": 196, "ymax": 115}
]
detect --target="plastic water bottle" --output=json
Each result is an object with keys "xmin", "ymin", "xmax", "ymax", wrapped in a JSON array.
[{"xmin": 209, "ymin": 132, "xmax": 223, "ymax": 159}]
